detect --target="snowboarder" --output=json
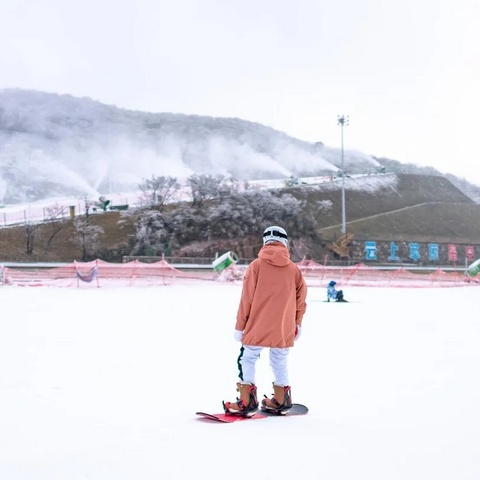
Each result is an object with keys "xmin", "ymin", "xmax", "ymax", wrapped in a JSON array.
[
  {"xmin": 327, "ymin": 280, "xmax": 347, "ymax": 302},
  {"xmin": 223, "ymin": 226, "xmax": 308, "ymax": 417}
]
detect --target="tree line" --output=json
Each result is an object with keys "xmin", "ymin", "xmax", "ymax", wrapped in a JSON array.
[{"xmin": 20, "ymin": 174, "xmax": 332, "ymax": 261}]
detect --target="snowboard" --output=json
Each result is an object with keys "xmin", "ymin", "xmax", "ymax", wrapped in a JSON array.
[
  {"xmin": 311, "ymin": 299, "xmax": 350, "ymax": 303},
  {"xmin": 196, "ymin": 403, "xmax": 308, "ymax": 423}
]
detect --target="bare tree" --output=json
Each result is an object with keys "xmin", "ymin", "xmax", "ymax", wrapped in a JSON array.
[
  {"xmin": 130, "ymin": 209, "xmax": 166, "ymax": 256},
  {"xmin": 219, "ymin": 176, "xmax": 243, "ymax": 197},
  {"xmin": 138, "ymin": 175, "xmax": 180, "ymax": 208},
  {"xmin": 72, "ymin": 217, "xmax": 104, "ymax": 261},
  {"xmin": 43, "ymin": 205, "xmax": 69, "ymax": 253},
  {"xmin": 24, "ymin": 222, "xmax": 41, "ymax": 254},
  {"xmin": 187, "ymin": 174, "xmax": 225, "ymax": 207}
]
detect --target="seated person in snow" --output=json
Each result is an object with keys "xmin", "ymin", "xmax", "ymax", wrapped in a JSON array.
[{"xmin": 327, "ymin": 280, "xmax": 347, "ymax": 302}]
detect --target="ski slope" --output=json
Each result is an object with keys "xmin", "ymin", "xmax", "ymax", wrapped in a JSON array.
[{"xmin": 0, "ymin": 283, "xmax": 479, "ymax": 479}]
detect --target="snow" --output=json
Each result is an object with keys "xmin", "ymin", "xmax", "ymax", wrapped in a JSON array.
[
  {"xmin": 2, "ymin": 89, "xmax": 377, "ymax": 205},
  {"xmin": 1, "ymin": 283, "xmax": 479, "ymax": 480},
  {"xmin": 0, "ymin": 193, "xmax": 133, "ymax": 226}
]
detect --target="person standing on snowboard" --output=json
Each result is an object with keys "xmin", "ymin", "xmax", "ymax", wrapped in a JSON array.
[{"xmin": 223, "ymin": 225, "xmax": 307, "ymax": 416}]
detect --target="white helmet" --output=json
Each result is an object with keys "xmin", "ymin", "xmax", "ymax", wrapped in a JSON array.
[{"xmin": 263, "ymin": 225, "xmax": 288, "ymax": 247}]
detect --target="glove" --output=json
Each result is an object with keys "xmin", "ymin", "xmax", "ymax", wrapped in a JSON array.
[
  {"xmin": 294, "ymin": 324, "xmax": 302, "ymax": 341},
  {"xmin": 234, "ymin": 330, "xmax": 244, "ymax": 342}
]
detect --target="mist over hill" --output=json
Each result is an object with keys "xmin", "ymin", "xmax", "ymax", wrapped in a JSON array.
[
  {"xmin": 0, "ymin": 89, "xmax": 381, "ymax": 205},
  {"xmin": 1, "ymin": 88, "xmax": 480, "ymax": 207}
]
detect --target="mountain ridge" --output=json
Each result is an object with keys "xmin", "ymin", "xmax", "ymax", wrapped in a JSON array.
[{"xmin": 0, "ymin": 88, "xmax": 380, "ymax": 204}]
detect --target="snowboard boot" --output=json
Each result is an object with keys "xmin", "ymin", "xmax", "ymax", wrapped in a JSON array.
[
  {"xmin": 261, "ymin": 383, "xmax": 292, "ymax": 414},
  {"xmin": 223, "ymin": 382, "xmax": 258, "ymax": 417}
]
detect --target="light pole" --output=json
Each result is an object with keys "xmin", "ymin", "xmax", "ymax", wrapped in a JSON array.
[{"xmin": 337, "ymin": 115, "xmax": 349, "ymax": 235}]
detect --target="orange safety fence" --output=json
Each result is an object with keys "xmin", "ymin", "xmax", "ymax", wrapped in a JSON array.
[
  {"xmin": 0, "ymin": 258, "xmax": 478, "ymax": 288},
  {"xmin": 0, "ymin": 259, "xmax": 219, "ymax": 287},
  {"xmin": 296, "ymin": 259, "xmax": 479, "ymax": 288}
]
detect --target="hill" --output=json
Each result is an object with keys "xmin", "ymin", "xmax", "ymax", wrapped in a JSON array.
[
  {"xmin": 0, "ymin": 88, "xmax": 379, "ymax": 205},
  {"xmin": 0, "ymin": 173, "xmax": 478, "ymax": 264},
  {"xmin": 2, "ymin": 88, "xmax": 480, "ymax": 210},
  {"xmin": 291, "ymin": 173, "xmax": 477, "ymax": 241}
]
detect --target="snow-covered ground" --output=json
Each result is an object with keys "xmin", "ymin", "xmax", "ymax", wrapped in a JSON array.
[
  {"xmin": 1, "ymin": 283, "xmax": 479, "ymax": 480},
  {"xmin": 0, "ymin": 193, "xmax": 134, "ymax": 226}
]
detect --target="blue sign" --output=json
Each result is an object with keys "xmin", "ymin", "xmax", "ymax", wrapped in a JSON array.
[
  {"xmin": 409, "ymin": 243, "xmax": 420, "ymax": 261},
  {"xmin": 428, "ymin": 243, "xmax": 439, "ymax": 261},
  {"xmin": 364, "ymin": 241, "xmax": 377, "ymax": 260},
  {"xmin": 388, "ymin": 242, "xmax": 399, "ymax": 261}
]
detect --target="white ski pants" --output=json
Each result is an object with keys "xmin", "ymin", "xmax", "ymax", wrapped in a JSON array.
[{"xmin": 237, "ymin": 345, "xmax": 290, "ymax": 386}]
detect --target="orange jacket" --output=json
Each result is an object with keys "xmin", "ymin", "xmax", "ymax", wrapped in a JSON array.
[{"xmin": 235, "ymin": 242, "xmax": 307, "ymax": 348}]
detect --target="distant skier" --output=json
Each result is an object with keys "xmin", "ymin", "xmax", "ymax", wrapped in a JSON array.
[{"xmin": 327, "ymin": 280, "xmax": 347, "ymax": 302}]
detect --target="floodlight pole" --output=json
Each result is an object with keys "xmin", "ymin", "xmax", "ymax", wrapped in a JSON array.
[{"xmin": 337, "ymin": 115, "xmax": 349, "ymax": 235}]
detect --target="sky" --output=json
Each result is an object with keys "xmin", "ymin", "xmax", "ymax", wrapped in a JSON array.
[
  {"xmin": 0, "ymin": 280, "xmax": 479, "ymax": 479},
  {"xmin": 1, "ymin": 0, "xmax": 480, "ymax": 184}
]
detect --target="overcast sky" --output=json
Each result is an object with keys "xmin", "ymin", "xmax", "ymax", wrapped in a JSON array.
[{"xmin": 1, "ymin": 0, "xmax": 479, "ymax": 184}]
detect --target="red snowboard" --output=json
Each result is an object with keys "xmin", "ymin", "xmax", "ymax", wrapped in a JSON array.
[{"xmin": 196, "ymin": 404, "xmax": 308, "ymax": 423}]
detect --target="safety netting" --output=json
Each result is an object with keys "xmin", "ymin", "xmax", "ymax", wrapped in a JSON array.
[
  {"xmin": 0, "ymin": 257, "xmax": 478, "ymax": 288},
  {"xmin": 296, "ymin": 259, "xmax": 480, "ymax": 288},
  {"xmin": 0, "ymin": 258, "xmax": 219, "ymax": 287}
]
